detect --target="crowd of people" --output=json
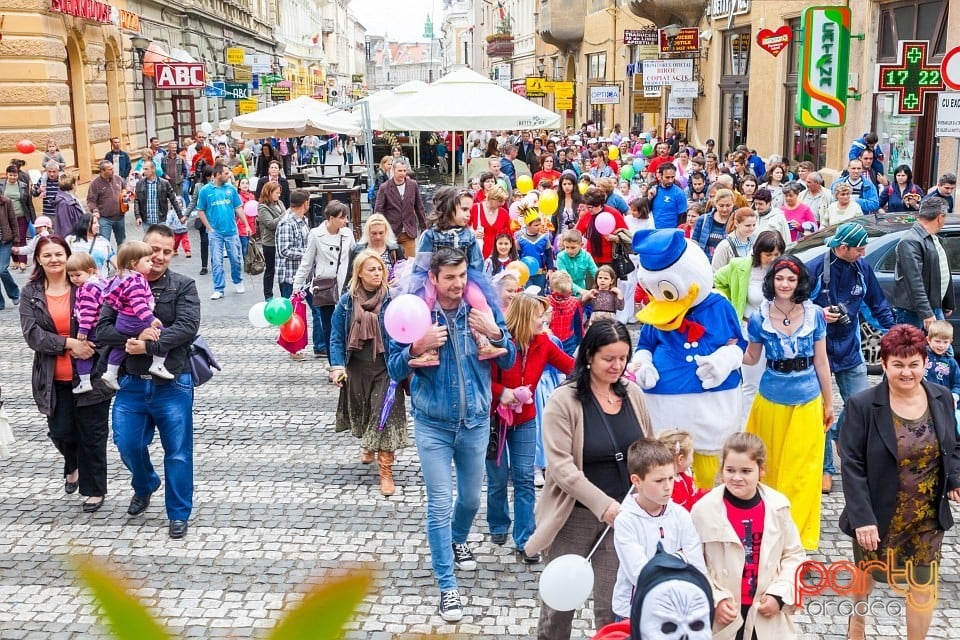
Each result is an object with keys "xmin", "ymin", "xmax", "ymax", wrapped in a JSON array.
[{"xmin": 3, "ymin": 122, "xmax": 960, "ymax": 640}]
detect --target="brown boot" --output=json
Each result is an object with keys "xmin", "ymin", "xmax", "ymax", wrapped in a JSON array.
[
  {"xmin": 822, "ymin": 473, "xmax": 833, "ymax": 494},
  {"xmin": 360, "ymin": 449, "xmax": 375, "ymax": 464},
  {"xmin": 378, "ymin": 451, "xmax": 396, "ymax": 496}
]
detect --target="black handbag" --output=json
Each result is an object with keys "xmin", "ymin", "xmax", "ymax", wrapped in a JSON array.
[
  {"xmin": 189, "ymin": 335, "xmax": 221, "ymax": 387},
  {"xmin": 610, "ymin": 243, "xmax": 636, "ymax": 281}
]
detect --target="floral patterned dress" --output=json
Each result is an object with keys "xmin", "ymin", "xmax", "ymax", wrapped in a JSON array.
[{"xmin": 857, "ymin": 409, "xmax": 944, "ymax": 584}]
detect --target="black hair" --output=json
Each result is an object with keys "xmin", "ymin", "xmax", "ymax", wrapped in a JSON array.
[
  {"xmin": 144, "ymin": 223, "xmax": 174, "ymax": 240},
  {"xmin": 479, "ymin": 171, "xmax": 495, "ymax": 186},
  {"xmin": 751, "ymin": 230, "xmax": 786, "ymax": 268},
  {"xmin": 753, "ymin": 187, "xmax": 772, "ymax": 204},
  {"xmin": 657, "ymin": 162, "xmax": 677, "ymax": 174},
  {"xmin": 568, "ymin": 319, "xmax": 632, "ymax": 402},
  {"xmin": 325, "ymin": 200, "xmax": 349, "ymax": 220},
  {"xmin": 69, "ymin": 213, "xmax": 96, "ymax": 239},
  {"xmin": 490, "ymin": 233, "xmax": 519, "ymax": 272},
  {"xmin": 429, "ymin": 246, "xmax": 467, "ymax": 276},
  {"xmin": 289, "ymin": 189, "xmax": 310, "ymax": 208},
  {"xmin": 762, "ymin": 255, "xmax": 811, "ymax": 303},
  {"xmin": 893, "ymin": 164, "xmax": 914, "ymax": 184}
]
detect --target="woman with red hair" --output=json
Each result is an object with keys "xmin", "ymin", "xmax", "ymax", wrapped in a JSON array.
[{"xmin": 839, "ymin": 324, "xmax": 960, "ymax": 640}]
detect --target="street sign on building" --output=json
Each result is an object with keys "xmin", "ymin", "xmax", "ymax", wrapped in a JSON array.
[
  {"xmin": 238, "ymin": 99, "xmax": 258, "ymax": 114},
  {"xmin": 270, "ymin": 86, "xmax": 291, "ymax": 101},
  {"xmin": 205, "ymin": 81, "xmax": 226, "ymax": 98},
  {"xmin": 555, "ymin": 97, "xmax": 573, "ymax": 110},
  {"xmin": 247, "ymin": 54, "xmax": 272, "ymax": 73},
  {"xmin": 659, "ymin": 28, "xmax": 700, "ymax": 54},
  {"xmin": 936, "ymin": 93, "xmax": 960, "ymax": 138},
  {"xmin": 554, "ymin": 82, "xmax": 574, "ymax": 98},
  {"xmin": 223, "ymin": 82, "xmax": 251, "ymax": 100},
  {"xmin": 624, "ymin": 27, "xmax": 659, "ymax": 60},
  {"xmin": 641, "ymin": 60, "xmax": 693, "ymax": 87},
  {"xmin": 260, "ymin": 74, "xmax": 282, "ymax": 85},
  {"xmin": 226, "ymin": 48, "xmax": 245, "ymax": 65},
  {"xmin": 667, "ymin": 93, "xmax": 693, "ymax": 119},
  {"xmin": 494, "ymin": 63, "xmax": 511, "ymax": 90},
  {"xmin": 234, "ymin": 66, "xmax": 252, "ymax": 83},
  {"xmin": 526, "ymin": 77, "xmax": 546, "ymax": 98},
  {"xmin": 797, "ymin": 6, "xmax": 851, "ymax": 127},
  {"xmin": 589, "ymin": 85, "xmax": 620, "ymax": 105},
  {"xmin": 671, "ymin": 81, "xmax": 699, "ymax": 99},
  {"xmin": 154, "ymin": 63, "xmax": 205, "ymax": 90},
  {"xmin": 875, "ymin": 40, "xmax": 945, "ymax": 116},
  {"xmin": 942, "ymin": 46, "xmax": 960, "ymax": 91},
  {"xmin": 633, "ymin": 95, "xmax": 661, "ymax": 113}
]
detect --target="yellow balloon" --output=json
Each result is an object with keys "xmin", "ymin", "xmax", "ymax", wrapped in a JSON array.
[
  {"xmin": 578, "ymin": 182, "xmax": 589, "ymax": 195},
  {"xmin": 506, "ymin": 260, "xmax": 530, "ymax": 286},
  {"xmin": 608, "ymin": 145, "xmax": 620, "ymax": 160},
  {"xmin": 539, "ymin": 189, "xmax": 559, "ymax": 216},
  {"xmin": 517, "ymin": 175, "xmax": 534, "ymax": 194}
]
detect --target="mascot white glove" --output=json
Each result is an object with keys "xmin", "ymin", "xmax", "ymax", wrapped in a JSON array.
[
  {"xmin": 630, "ymin": 349, "xmax": 660, "ymax": 390},
  {"xmin": 693, "ymin": 344, "xmax": 744, "ymax": 390}
]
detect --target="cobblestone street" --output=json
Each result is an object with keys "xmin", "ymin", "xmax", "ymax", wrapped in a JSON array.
[{"xmin": 0, "ymin": 234, "xmax": 958, "ymax": 639}]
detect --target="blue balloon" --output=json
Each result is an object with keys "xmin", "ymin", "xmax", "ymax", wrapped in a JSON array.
[
  {"xmin": 522, "ymin": 256, "xmax": 541, "ymax": 275},
  {"xmin": 632, "ymin": 158, "xmax": 645, "ymax": 172}
]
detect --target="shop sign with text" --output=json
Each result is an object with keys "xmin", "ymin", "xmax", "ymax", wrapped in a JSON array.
[
  {"xmin": 270, "ymin": 86, "xmax": 291, "ymax": 101},
  {"xmin": 589, "ymin": 86, "xmax": 620, "ymax": 105},
  {"xmin": 707, "ymin": 0, "xmax": 750, "ymax": 21},
  {"xmin": 50, "ymin": 0, "xmax": 111, "ymax": 23},
  {"xmin": 226, "ymin": 47, "xmax": 245, "ymax": 66},
  {"xmin": 154, "ymin": 63, "xmax": 205, "ymax": 89},
  {"xmin": 659, "ymin": 28, "xmax": 699, "ymax": 54},
  {"xmin": 797, "ymin": 6, "xmax": 850, "ymax": 127},
  {"xmin": 641, "ymin": 59, "xmax": 693, "ymax": 87}
]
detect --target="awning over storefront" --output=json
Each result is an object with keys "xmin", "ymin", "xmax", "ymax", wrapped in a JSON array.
[{"xmin": 142, "ymin": 42, "xmax": 171, "ymax": 77}]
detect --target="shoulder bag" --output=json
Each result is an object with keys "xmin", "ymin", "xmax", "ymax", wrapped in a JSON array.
[
  {"xmin": 311, "ymin": 233, "xmax": 344, "ymax": 306},
  {"xmin": 189, "ymin": 335, "xmax": 221, "ymax": 387},
  {"xmin": 610, "ymin": 243, "xmax": 636, "ymax": 281},
  {"xmin": 244, "ymin": 236, "xmax": 265, "ymax": 275}
]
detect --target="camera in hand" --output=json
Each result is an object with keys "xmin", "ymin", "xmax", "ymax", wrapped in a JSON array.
[{"xmin": 829, "ymin": 303, "xmax": 851, "ymax": 326}]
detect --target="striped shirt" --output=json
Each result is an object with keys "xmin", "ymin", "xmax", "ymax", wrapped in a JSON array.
[
  {"xmin": 144, "ymin": 179, "xmax": 160, "ymax": 225},
  {"xmin": 103, "ymin": 271, "xmax": 157, "ymax": 324},
  {"xmin": 275, "ymin": 212, "xmax": 310, "ymax": 285},
  {"xmin": 74, "ymin": 276, "xmax": 106, "ymax": 338},
  {"xmin": 40, "ymin": 179, "xmax": 59, "ymax": 218}
]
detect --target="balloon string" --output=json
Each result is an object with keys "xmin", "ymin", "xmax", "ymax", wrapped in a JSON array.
[{"xmin": 585, "ymin": 525, "xmax": 611, "ymax": 562}]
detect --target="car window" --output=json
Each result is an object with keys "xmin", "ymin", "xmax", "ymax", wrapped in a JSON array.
[
  {"xmin": 876, "ymin": 245, "xmax": 898, "ymax": 272},
  {"xmin": 940, "ymin": 234, "xmax": 960, "ymax": 274}
]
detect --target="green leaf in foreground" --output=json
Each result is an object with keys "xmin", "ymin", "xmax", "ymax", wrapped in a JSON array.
[
  {"xmin": 72, "ymin": 556, "xmax": 171, "ymax": 640},
  {"xmin": 266, "ymin": 570, "xmax": 373, "ymax": 640}
]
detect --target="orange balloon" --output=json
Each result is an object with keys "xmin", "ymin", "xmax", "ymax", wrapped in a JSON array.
[{"xmin": 506, "ymin": 260, "xmax": 530, "ymax": 286}]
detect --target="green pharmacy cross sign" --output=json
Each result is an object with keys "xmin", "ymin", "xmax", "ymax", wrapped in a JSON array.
[
  {"xmin": 876, "ymin": 40, "xmax": 945, "ymax": 116},
  {"xmin": 797, "ymin": 6, "xmax": 851, "ymax": 128}
]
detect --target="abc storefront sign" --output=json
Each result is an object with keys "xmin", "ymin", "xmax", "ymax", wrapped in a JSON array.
[{"xmin": 155, "ymin": 63, "xmax": 206, "ymax": 90}]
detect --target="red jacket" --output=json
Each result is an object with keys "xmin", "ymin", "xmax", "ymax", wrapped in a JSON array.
[
  {"xmin": 576, "ymin": 206, "xmax": 628, "ymax": 265},
  {"xmin": 491, "ymin": 333, "xmax": 574, "ymax": 424},
  {"xmin": 471, "ymin": 202, "xmax": 513, "ymax": 259}
]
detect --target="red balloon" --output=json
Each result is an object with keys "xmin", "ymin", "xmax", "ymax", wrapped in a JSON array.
[
  {"xmin": 16, "ymin": 140, "xmax": 36, "ymax": 154},
  {"xmin": 279, "ymin": 314, "xmax": 305, "ymax": 341}
]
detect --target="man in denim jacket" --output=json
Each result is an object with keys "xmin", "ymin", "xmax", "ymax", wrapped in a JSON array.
[{"xmin": 387, "ymin": 247, "xmax": 515, "ymax": 623}]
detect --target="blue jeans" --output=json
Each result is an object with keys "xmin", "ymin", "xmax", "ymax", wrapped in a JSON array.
[
  {"xmin": 824, "ymin": 363, "xmax": 869, "ymax": 475},
  {"xmin": 415, "ymin": 419, "xmax": 489, "ymax": 591},
  {"xmin": 209, "ymin": 231, "xmax": 243, "ymax": 293},
  {"xmin": 239, "ymin": 235, "xmax": 249, "ymax": 257},
  {"xmin": 486, "ymin": 419, "xmax": 537, "ymax": 549},
  {"xmin": 181, "ymin": 177, "xmax": 191, "ymax": 203},
  {"xmin": 0, "ymin": 241, "xmax": 20, "ymax": 307},
  {"xmin": 279, "ymin": 283, "xmax": 325, "ymax": 354},
  {"xmin": 99, "ymin": 216, "xmax": 127, "ymax": 245},
  {"xmin": 112, "ymin": 372, "xmax": 194, "ymax": 521}
]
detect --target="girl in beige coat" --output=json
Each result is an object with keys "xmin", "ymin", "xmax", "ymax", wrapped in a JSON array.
[{"xmin": 691, "ymin": 433, "xmax": 806, "ymax": 640}]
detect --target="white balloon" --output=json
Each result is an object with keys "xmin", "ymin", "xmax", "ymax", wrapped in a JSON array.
[
  {"xmin": 538, "ymin": 554, "xmax": 594, "ymax": 612},
  {"xmin": 248, "ymin": 302, "xmax": 271, "ymax": 328},
  {"xmin": 200, "ymin": 122, "xmax": 213, "ymax": 135}
]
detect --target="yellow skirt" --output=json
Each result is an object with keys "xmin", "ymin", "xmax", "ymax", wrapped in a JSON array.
[{"xmin": 746, "ymin": 393, "xmax": 825, "ymax": 550}]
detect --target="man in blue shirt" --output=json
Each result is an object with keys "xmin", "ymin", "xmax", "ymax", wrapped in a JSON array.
[
  {"xmin": 499, "ymin": 144, "xmax": 518, "ymax": 189},
  {"xmin": 647, "ymin": 162, "xmax": 688, "ymax": 230},
  {"xmin": 924, "ymin": 172, "xmax": 956, "ymax": 213},
  {"xmin": 807, "ymin": 222, "xmax": 895, "ymax": 493},
  {"xmin": 830, "ymin": 158, "xmax": 880, "ymax": 214},
  {"xmin": 104, "ymin": 136, "xmax": 131, "ymax": 180},
  {"xmin": 197, "ymin": 163, "xmax": 244, "ymax": 300}
]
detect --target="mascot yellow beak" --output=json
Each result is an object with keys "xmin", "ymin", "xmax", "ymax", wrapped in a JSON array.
[{"xmin": 636, "ymin": 283, "xmax": 700, "ymax": 331}]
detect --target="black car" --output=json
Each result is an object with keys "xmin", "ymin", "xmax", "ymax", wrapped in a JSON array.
[{"xmin": 790, "ymin": 213, "xmax": 960, "ymax": 372}]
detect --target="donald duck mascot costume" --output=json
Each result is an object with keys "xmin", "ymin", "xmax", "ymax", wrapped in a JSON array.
[{"xmin": 630, "ymin": 229, "xmax": 746, "ymax": 488}]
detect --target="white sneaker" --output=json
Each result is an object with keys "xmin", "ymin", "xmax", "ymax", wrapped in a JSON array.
[
  {"xmin": 534, "ymin": 468, "xmax": 545, "ymax": 488},
  {"xmin": 100, "ymin": 371, "xmax": 120, "ymax": 391},
  {"xmin": 148, "ymin": 363, "xmax": 175, "ymax": 380},
  {"xmin": 73, "ymin": 380, "xmax": 93, "ymax": 394},
  {"xmin": 235, "ymin": 283, "xmax": 245, "ymax": 294},
  {"xmin": 210, "ymin": 291, "xmax": 224, "ymax": 300}
]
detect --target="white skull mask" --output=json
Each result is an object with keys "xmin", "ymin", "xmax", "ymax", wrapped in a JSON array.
[{"xmin": 638, "ymin": 580, "xmax": 712, "ymax": 640}]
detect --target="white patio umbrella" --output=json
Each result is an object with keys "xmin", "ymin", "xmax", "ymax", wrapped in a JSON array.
[
  {"xmin": 230, "ymin": 96, "xmax": 361, "ymax": 137},
  {"xmin": 378, "ymin": 68, "xmax": 561, "ymax": 181}
]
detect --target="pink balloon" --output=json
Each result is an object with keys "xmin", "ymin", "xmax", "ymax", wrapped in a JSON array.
[
  {"xmin": 243, "ymin": 200, "xmax": 258, "ymax": 217},
  {"xmin": 384, "ymin": 294, "xmax": 432, "ymax": 344},
  {"xmin": 594, "ymin": 211, "xmax": 616, "ymax": 235},
  {"xmin": 464, "ymin": 281, "xmax": 489, "ymax": 312},
  {"xmin": 509, "ymin": 201, "xmax": 523, "ymax": 220}
]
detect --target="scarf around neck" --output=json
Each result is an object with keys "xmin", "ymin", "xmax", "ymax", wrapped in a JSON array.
[{"xmin": 347, "ymin": 287, "xmax": 387, "ymax": 355}]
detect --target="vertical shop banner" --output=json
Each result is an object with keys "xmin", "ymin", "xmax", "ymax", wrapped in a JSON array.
[{"xmin": 797, "ymin": 6, "xmax": 850, "ymax": 127}]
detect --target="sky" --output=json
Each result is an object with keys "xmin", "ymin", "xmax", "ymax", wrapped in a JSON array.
[{"xmin": 349, "ymin": 0, "xmax": 444, "ymax": 41}]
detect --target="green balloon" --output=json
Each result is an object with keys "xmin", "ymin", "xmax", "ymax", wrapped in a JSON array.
[
  {"xmin": 264, "ymin": 297, "xmax": 294, "ymax": 326},
  {"xmin": 642, "ymin": 143, "xmax": 654, "ymax": 158},
  {"xmin": 620, "ymin": 165, "xmax": 635, "ymax": 181}
]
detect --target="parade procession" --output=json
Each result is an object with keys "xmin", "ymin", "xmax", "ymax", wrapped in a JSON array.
[{"xmin": 2, "ymin": 0, "xmax": 960, "ymax": 638}]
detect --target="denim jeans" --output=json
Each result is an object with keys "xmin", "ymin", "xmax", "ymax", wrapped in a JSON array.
[
  {"xmin": 415, "ymin": 419, "xmax": 489, "ymax": 591},
  {"xmin": 0, "ymin": 241, "xmax": 20, "ymax": 307},
  {"xmin": 181, "ymin": 177, "xmax": 191, "ymax": 203},
  {"xmin": 824, "ymin": 363, "xmax": 869, "ymax": 475},
  {"xmin": 99, "ymin": 216, "xmax": 127, "ymax": 245},
  {"xmin": 209, "ymin": 231, "xmax": 243, "ymax": 293},
  {"xmin": 279, "ymin": 283, "xmax": 324, "ymax": 353},
  {"xmin": 112, "ymin": 372, "xmax": 194, "ymax": 521},
  {"xmin": 486, "ymin": 419, "xmax": 537, "ymax": 549}
]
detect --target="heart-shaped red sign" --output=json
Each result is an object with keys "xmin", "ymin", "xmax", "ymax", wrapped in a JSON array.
[{"xmin": 757, "ymin": 26, "xmax": 792, "ymax": 57}]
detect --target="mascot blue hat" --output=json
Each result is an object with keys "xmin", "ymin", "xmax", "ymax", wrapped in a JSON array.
[{"xmin": 632, "ymin": 229, "xmax": 687, "ymax": 271}]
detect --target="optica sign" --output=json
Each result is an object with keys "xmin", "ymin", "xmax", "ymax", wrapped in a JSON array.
[
  {"xmin": 796, "ymin": 6, "xmax": 851, "ymax": 127},
  {"xmin": 154, "ymin": 63, "xmax": 206, "ymax": 89}
]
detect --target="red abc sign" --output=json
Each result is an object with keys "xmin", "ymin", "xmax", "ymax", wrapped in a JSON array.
[{"xmin": 155, "ymin": 63, "xmax": 205, "ymax": 89}]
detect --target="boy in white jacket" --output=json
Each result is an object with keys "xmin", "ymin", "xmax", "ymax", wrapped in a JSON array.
[{"xmin": 612, "ymin": 438, "xmax": 706, "ymax": 620}]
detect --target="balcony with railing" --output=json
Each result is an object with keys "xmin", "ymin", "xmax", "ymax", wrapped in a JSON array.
[{"xmin": 485, "ymin": 16, "xmax": 515, "ymax": 58}]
